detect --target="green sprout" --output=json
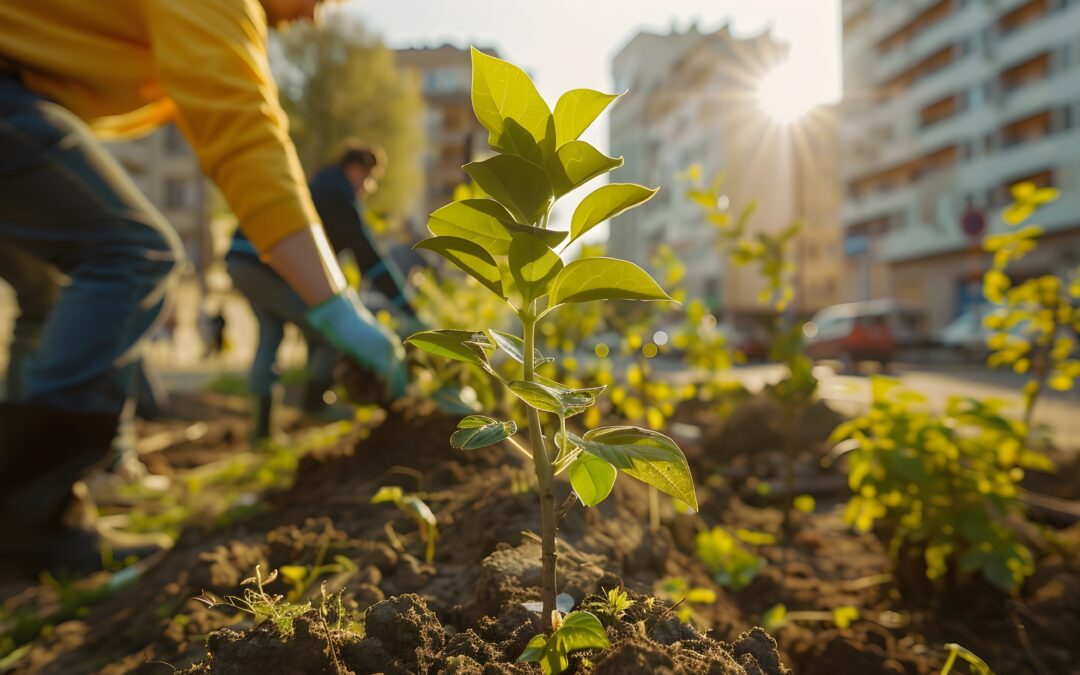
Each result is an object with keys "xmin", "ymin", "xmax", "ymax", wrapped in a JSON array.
[
  {"xmin": 940, "ymin": 642, "xmax": 993, "ymax": 675},
  {"xmin": 194, "ymin": 566, "xmax": 310, "ymax": 636},
  {"xmin": 655, "ymin": 576, "xmax": 717, "ymax": 627},
  {"xmin": 405, "ymin": 49, "xmax": 699, "ymax": 646},
  {"xmin": 694, "ymin": 527, "xmax": 767, "ymax": 589},
  {"xmin": 584, "ymin": 587, "xmax": 635, "ymax": 621},
  {"xmin": 370, "ymin": 485, "xmax": 439, "ymax": 564},
  {"xmin": 761, "ymin": 603, "xmax": 861, "ymax": 631}
]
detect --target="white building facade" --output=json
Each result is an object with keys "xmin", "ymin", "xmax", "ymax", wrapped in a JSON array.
[{"xmin": 842, "ymin": 0, "xmax": 1080, "ymax": 331}]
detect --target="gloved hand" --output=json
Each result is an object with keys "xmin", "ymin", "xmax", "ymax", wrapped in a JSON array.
[{"xmin": 306, "ymin": 289, "xmax": 407, "ymax": 401}]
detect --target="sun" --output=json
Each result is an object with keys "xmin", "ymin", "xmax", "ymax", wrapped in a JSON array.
[{"xmin": 756, "ymin": 64, "xmax": 820, "ymax": 124}]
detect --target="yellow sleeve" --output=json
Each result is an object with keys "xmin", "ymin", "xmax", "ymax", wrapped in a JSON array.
[{"xmin": 144, "ymin": 0, "xmax": 319, "ymax": 253}]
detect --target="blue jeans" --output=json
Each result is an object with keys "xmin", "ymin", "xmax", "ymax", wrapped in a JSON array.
[
  {"xmin": 225, "ymin": 252, "xmax": 336, "ymax": 402},
  {"xmin": 0, "ymin": 74, "xmax": 184, "ymax": 415}
]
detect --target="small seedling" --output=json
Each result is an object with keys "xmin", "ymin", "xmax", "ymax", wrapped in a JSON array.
[
  {"xmin": 940, "ymin": 642, "xmax": 994, "ymax": 675},
  {"xmin": 761, "ymin": 604, "xmax": 861, "ymax": 631},
  {"xmin": 584, "ymin": 587, "xmax": 635, "ymax": 622},
  {"xmin": 517, "ymin": 610, "xmax": 610, "ymax": 674},
  {"xmin": 694, "ymin": 527, "xmax": 767, "ymax": 589},
  {"xmin": 655, "ymin": 577, "xmax": 717, "ymax": 626},
  {"xmin": 194, "ymin": 566, "xmax": 310, "ymax": 636},
  {"xmin": 371, "ymin": 485, "xmax": 439, "ymax": 564},
  {"xmin": 278, "ymin": 536, "xmax": 357, "ymax": 604},
  {"xmin": 406, "ymin": 50, "xmax": 699, "ymax": 643}
]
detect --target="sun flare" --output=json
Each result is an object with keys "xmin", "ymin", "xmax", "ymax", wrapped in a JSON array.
[{"xmin": 756, "ymin": 63, "xmax": 821, "ymax": 124}]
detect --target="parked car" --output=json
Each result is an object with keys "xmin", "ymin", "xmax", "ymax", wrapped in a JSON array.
[
  {"xmin": 802, "ymin": 300, "xmax": 923, "ymax": 369},
  {"xmin": 939, "ymin": 306, "xmax": 995, "ymax": 360},
  {"xmin": 940, "ymin": 305, "xmax": 1077, "ymax": 361}
]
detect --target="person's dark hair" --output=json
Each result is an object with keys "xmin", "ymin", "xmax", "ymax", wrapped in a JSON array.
[{"xmin": 338, "ymin": 141, "xmax": 386, "ymax": 173}]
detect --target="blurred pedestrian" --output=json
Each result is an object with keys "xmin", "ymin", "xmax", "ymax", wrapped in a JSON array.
[
  {"xmin": 0, "ymin": 0, "xmax": 407, "ymax": 576},
  {"xmin": 227, "ymin": 142, "xmax": 421, "ymax": 440}
]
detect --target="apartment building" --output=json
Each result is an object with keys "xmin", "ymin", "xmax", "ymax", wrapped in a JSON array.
[
  {"xmin": 842, "ymin": 0, "xmax": 1080, "ymax": 332},
  {"xmin": 395, "ymin": 45, "xmax": 497, "ymax": 237},
  {"xmin": 610, "ymin": 26, "xmax": 846, "ymax": 321}
]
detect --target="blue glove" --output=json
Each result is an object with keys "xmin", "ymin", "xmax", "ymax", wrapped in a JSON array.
[{"xmin": 306, "ymin": 289, "xmax": 407, "ymax": 400}]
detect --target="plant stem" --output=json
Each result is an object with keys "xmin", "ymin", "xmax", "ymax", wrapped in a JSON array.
[{"xmin": 523, "ymin": 310, "xmax": 559, "ymax": 626}]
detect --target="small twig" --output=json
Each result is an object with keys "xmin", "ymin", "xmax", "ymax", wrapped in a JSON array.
[
  {"xmin": 319, "ymin": 614, "xmax": 347, "ymax": 675},
  {"xmin": 1010, "ymin": 603, "xmax": 1051, "ymax": 675},
  {"xmin": 555, "ymin": 493, "xmax": 578, "ymax": 524}
]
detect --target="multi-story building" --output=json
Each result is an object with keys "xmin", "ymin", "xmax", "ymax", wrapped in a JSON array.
[
  {"xmin": 610, "ymin": 25, "xmax": 846, "ymax": 322},
  {"xmin": 842, "ymin": 0, "xmax": 1080, "ymax": 332},
  {"xmin": 395, "ymin": 45, "xmax": 497, "ymax": 237},
  {"xmin": 104, "ymin": 124, "xmax": 210, "ymax": 269}
]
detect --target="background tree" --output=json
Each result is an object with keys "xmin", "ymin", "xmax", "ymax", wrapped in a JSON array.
[{"xmin": 273, "ymin": 19, "xmax": 425, "ymax": 233}]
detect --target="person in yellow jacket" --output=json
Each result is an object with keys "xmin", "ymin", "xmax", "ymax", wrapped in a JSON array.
[{"xmin": 0, "ymin": 0, "xmax": 406, "ymax": 575}]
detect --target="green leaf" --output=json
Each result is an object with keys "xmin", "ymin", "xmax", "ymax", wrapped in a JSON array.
[
  {"xmin": 464, "ymin": 154, "xmax": 552, "ymax": 225},
  {"xmin": 279, "ymin": 565, "xmax": 307, "ymax": 585},
  {"xmin": 503, "ymin": 222, "xmax": 569, "ymax": 249},
  {"xmin": 405, "ymin": 329, "xmax": 488, "ymax": 367},
  {"xmin": 553, "ymin": 89, "xmax": 620, "ymax": 147},
  {"xmin": 400, "ymin": 495, "xmax": 437, "ymax": 529},
  {"xmin": 547, "ymin": 141, "xmax": 623, "ymax": 198},
  {"xmin": 427, "ymin": 199, "xmax": 518, "ymax": 254},
  {"xmin": 833, "ymin": 606, "xmax": 860, "ymax": 629},
  {"xmin": 517, "ymin": 634, "xmax": 549, "ymax": 666},
  {"xmin": 488, "ymin": 330, "xmax": 553, "ymax": 366},
  {"xmin": 451, "ymin": 415, "xmax": 518, "ymax": 450},
  {"xmin": 371, "ymin": 485, "xmax": 404, "ymax": 504},
  {"xmin": 471, "ymin": 47, "xmax": 555, "ymax": 166},
  {"xmin": 569, "ymin": 454, "xmax": 617, "ymax": 507},
  {"xmin": 567, "ymin": 426, "xmax": 697, "ymax": 511},
  {"xmin": 549, "ymin": 258, "xmax": 672, "ymax": 307},
  {"xmin": 428, "ymin": 199, "xmax": 566, "ymax": 254},
  {"xmin": 414, "ymin": 236, "xmax": 504, "ymax": 298},
  {"xmin": 570, "ymin": 183, "xmax": 657, "ymax": 245},
  {"xmin": 507, "ymin": 379, "xmax": 604, "ymax": 418},
  {"xmin": 762, "ymin": 604, "xmax": 788, "ymax": 630},
  {"xmin": 517, "ymin": 612, "xmax": 609, "ymax": 675},
  {"xmin": 509, "ymin": 232, "xmax": 564, "ymax": 304},
  {"xmin": 555, "ymin": 611, "xmax": 610, "ymax": 653}
]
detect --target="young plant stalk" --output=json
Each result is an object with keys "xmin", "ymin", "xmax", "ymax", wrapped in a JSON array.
[
  {"xmin": 405, "ymin": 49, "xmax": 700, "ymax": 659},
  {"xmin": 522, "ymin": 310, "xmax": 559, "ymax": 622}
]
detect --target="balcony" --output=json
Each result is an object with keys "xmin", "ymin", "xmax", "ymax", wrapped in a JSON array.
[
  {"xmin": 842, "ymin": 184, "xmax": 915, "ymax": 228},
  {"xmin": 999, "ymin": 64, "xmax": 1080, "ymax": 120},
  {"xmin": 993, "ymin": 2, "xmax": 1080, "ymax": 66},
  {"xmin": 873, "ymin": 2, "xmax": 980, "ymax": 84}
]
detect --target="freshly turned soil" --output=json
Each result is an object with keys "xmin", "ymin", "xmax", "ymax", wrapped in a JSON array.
[{"xmin": 3, "ymin": 392, "xmax": 1079, "ymax": 674}]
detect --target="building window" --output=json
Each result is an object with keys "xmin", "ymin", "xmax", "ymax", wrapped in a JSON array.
[
  {"xmin": 876, "ymin": 0, "xmax": 953, "ymax": 54},
  {"xmin": 919, "ymin": 92, "xmax": 967, "ymax": 127},
  {"xmin": 999, "ymin": 52, "xmax": 1051, "ymax": 94},
  {"xmin": 989, "ymin": 169, "xmax": 1055, "ymax": 207},
  {"xmin": 997, "ymin": 0, "xmax": 1048, "ymax": 35},
  {"xmin": 1000, "ymin": 110, "xmax": 1052, "ymax": 148}
]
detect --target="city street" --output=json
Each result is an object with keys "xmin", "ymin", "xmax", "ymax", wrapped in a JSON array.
[{"xmin": 719, "ymin": 360, "xmax": 1080, "ymax": 449}]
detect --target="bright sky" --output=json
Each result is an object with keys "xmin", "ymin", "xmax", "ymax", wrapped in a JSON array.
[{"xmin": 340, "ymin": 0, "xmax": 841, "ymax": 240}]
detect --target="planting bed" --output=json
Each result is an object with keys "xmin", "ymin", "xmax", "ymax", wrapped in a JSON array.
[{"xmin": 1, "ymin": 390, "xmax": 1078, "ymax": 674}]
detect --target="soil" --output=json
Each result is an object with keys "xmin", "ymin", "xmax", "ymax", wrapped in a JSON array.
[{"xmin": 1, "ymin": 390, "xmax": 1079, "ymax": 674}]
